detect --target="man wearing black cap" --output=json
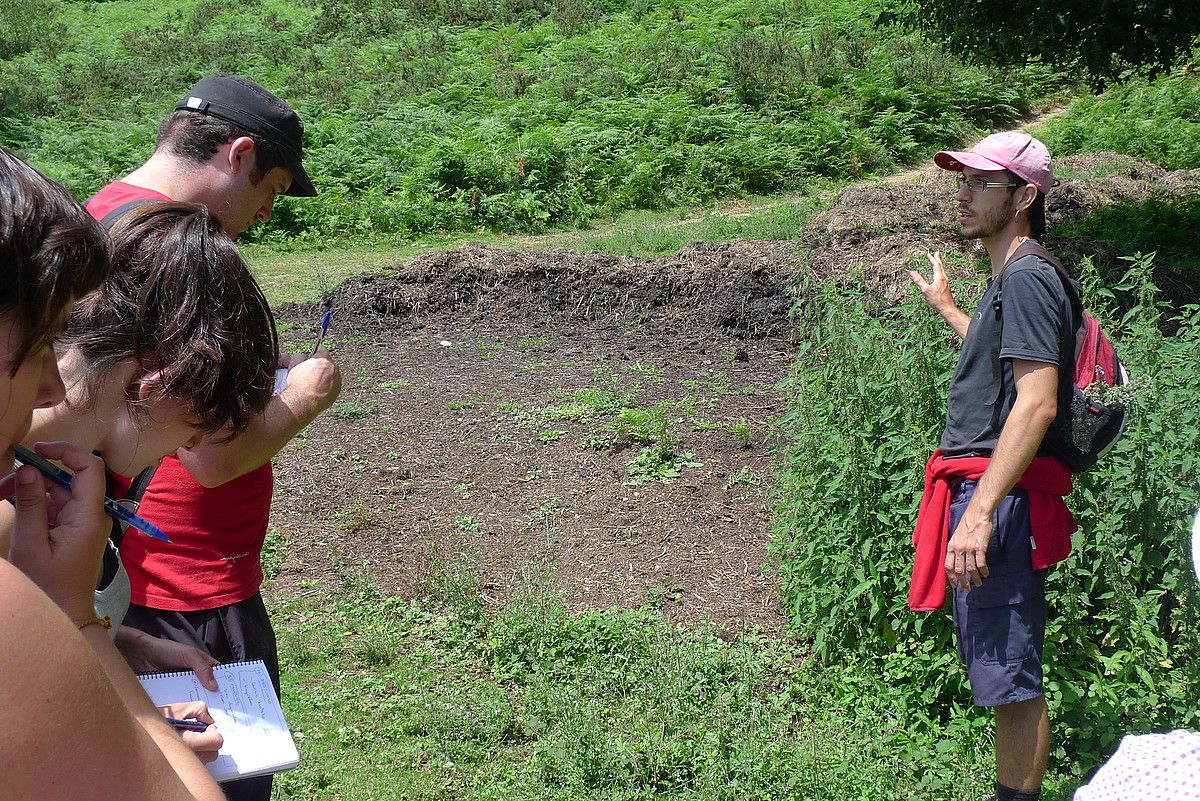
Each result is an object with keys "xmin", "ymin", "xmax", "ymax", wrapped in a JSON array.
[{"xmin": 87, "ymin": 72, "xmax": 340, "ymax": 801}]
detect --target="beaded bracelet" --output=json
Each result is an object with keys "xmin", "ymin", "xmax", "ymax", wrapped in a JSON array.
[{"xmin": 75, "ymin": 615, "xmax": 113, "ymax": 632}]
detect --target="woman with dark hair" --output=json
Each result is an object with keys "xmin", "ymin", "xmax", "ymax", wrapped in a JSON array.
[
  {"xmin": 0, "ymin": 146, "xmax": 227, "ymax": 799},
  {"xmin": 13, "ymin": 200, "xmax": 279, "ymax": 673}
]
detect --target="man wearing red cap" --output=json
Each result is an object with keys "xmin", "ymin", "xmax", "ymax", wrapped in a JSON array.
[
  {"xmin": 87, "ymin": 73, "xmax": 342, "ymax": 801},
  {"xmin": 907, "ymin": 131, "xmax": 1078, "ymax": 801}
]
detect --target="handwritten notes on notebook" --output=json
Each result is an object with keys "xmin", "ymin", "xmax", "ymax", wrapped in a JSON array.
[{"xmin": 138, "ymin": 659, "xmax": 300, "ymax": 782}]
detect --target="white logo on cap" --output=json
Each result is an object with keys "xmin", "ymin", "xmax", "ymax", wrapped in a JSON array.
[{"xmin": 185, "ymin": 96, "xmax": 204, "ymax": 109}]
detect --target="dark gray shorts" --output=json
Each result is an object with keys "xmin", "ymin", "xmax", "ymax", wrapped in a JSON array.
[{"xmin": 949, "ymin": 480, "xmax": 1048, "ymax": 708}]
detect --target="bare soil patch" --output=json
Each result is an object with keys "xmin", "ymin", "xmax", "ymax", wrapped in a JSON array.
[{"xmin": 266, "ymin": 153, "xmax": 1200, "ymax": 633}]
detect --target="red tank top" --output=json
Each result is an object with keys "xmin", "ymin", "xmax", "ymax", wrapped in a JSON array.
[
  {"xmin": 91, "ymin": 181, "xmax": 274, "ymax": 611},
  {"xmin": 112, "ymin": 456, "xmax": 273, "ymax": 610}
]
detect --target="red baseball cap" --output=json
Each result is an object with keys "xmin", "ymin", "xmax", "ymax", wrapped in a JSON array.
[{"xmin": 934, "ymin": 131, "xmax": 1056, "ymax": 194}]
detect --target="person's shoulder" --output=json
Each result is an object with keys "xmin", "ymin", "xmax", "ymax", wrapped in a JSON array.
[
  {"xmin": 1005, "ymin": 250, "xmax": 1061, "ymax": 278},
  {"xmin": 85, "ymin": 182, "xmax": 171, "ymax": 219},
  {"xmin": 1003, "ymin": 250, "xmax": 1068, "ymax": 295}
]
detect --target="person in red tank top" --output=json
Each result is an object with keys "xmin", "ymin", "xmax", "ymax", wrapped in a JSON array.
[{"xmin": 87, "ymin": 74, "xmax": 341, "ymax": 801}]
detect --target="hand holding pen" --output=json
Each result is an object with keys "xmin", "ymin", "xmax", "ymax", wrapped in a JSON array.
[
  {"xmin": 4, "ymin": 442, "xmax": 112, "ymax": 621},
  {"xmin": 13, "ymin": 444, "xmax": 168, "ymax": 541},
  {"xmin": 159, "ymin": 701, "xmax": 223, "ymax": 762}
]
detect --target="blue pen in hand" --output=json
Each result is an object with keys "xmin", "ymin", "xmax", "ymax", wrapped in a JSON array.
[
  {"xmin": 12, "ymin": 444, "xmax": 171, "ymax": 542},
  {"xmin": 311, "ymin": 308, "xmax": 333, "ymax": 356}
]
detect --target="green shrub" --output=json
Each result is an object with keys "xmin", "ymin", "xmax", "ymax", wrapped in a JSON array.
[
  {"xmin": 1, "ymin": 0, "xmax": 1070, "ymax": 242},
  {"xmin": 770, "ymin": 255, "xmax": 1200, "ymax": 766},
  {"xmin": 1041, "ymin": 65, "xmax": 1200, "ymax": 170}
]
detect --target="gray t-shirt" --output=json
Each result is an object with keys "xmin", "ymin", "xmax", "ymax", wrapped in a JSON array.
[{"xmin": 940, "ymin": 253, "xmax": 1073, "ymax": 457}]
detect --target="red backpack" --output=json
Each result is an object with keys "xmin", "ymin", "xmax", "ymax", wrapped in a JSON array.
[{"xmin": 991, "ymin": 241, "xmax": 1129, "ymax": 472}]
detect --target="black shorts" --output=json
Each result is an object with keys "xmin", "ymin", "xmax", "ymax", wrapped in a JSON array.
[{"xmin": 949, "ymin": 480, "xmax": 1048, "ymax": 708}]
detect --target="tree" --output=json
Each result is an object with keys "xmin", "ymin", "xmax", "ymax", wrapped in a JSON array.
[{"xmin": 907, "ymin": 0, "xmax": 1200, "ymax": 83}]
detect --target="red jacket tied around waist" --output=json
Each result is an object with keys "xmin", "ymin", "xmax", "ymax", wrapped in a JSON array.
[{"xmin": 908, "ymin": 450, "xmax": 1077, "ymax": 612}]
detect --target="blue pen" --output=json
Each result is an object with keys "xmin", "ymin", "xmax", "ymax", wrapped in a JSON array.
[
  {"xmin": 165, "ymin": 717, "xmax": 209, "ymax": 732},
  {"xmin": 311, "ymin": 308, "xmax": 333, "ymax": 356},
  {"xmin": 12, "ymin": 444, "xmax": 171, "ymax": 543}
]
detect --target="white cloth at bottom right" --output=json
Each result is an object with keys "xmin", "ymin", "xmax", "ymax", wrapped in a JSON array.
[{"xmin": 1074, "ymin": 730, "xmax": 1200, "ymax": 801}]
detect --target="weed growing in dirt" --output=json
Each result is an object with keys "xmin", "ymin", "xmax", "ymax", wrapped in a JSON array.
[
  {"xmin": 329, "ymin": 402, "xmax": 378, "ymax": 420},
  {"xmin": 626, "ymin": 445, "xmax": 703, "ymax": 484},
  {"xmin": 625, "ymin": 362, "xmax": 664, "ymax": 380},
  {"xmin": 516, "ymin": 336, "xmax": 550, "ymax": 348},
  {"xmin": 456, "ymin": 515, "xmax": 483, "ymax": 533},
  {"xmin": 729, "ymin": 418, "xmax": 753, "ymax": 446},
  {"xmin": 605, "ymin": 403, "xmax": 704, "ymax": 483},
  {"xmin": 447, "ymin": 394, "xmax": 489, "ymax": 411},
  {"xmin": 680, "ymin": 372, "xmax": 733, "ymax": 395},
  {"xmin": 723, "ymin": 465, "xmax": 761, "ymax": 490},
  {"xmin": 379, "ymin": 379, "xmax": 411, "ymax": 389},
  {"xmin": 538, "ymin": 429, "xmax": 567, "ymax": 443},
  {"xmin": 606, "ymin": 402, "xmax": 673, "ymax": 446},
  {"xmin": 539, "ymin": 378, "xmax": 639, "ymax": 423},
  {"xmin": 582, "ymin": 433, "xmax": 610, "ymax": 451},
  {"xmin": 473, "ymin": 341, "xmax": 505, "ymax": 360}
]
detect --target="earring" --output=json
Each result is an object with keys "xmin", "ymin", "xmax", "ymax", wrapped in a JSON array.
[{"xmin": 1015, "ymin": 209, "xmax": 1021, "ymax": 220}]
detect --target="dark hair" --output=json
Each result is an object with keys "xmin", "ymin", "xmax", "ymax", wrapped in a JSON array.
[
  {"xmin": 156, "ymin": 111, "xmax": 286, "ymax": 185},
  {"xmin": 1003, "ymin": 169, "xmax": 1047, "ymax": 239},
  {"xmin": 60, "ymin": 202, "xmax": 279, "ymax": 436},
  {"xmin": 0, "ymin": 147, "xmax": 110, "ymax": 374},
  {"xmin": 1027, "ymin": 191, "xmax": 1047, "ymax": 239}
]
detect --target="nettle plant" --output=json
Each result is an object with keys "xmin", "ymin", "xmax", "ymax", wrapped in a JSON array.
[{"xmin": 771, "ymin": 256, "xmax": 1200, "ymax": 766}]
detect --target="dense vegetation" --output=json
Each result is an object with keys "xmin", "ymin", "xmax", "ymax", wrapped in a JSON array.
[
  {"xmin": 0, "ymin": 0, "xmax": 1068, "ymax": 242},
  {"xmin": 770, "ymin": 252, "xmax": 1200, "ymax": 770},
  {"xmin": 1041, "ymin": 66, "xmax": 1200, "ymax": 171},
  {"xmin": 910, "ymin": 0, "xmax": 1200, "ymax": 82}
]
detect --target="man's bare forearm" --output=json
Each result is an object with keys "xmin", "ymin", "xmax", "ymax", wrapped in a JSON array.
[
  {"xmin": 964, "ymin": 362, "xmax": 1058, "ymax": 520},
  {"xmin": 939, "ymin": 305, "xmax": 972, "ymax": 339}
]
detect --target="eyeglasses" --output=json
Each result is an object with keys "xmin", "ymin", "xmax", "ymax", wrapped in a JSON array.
[{"xmin": 956, "ymin": 175, "xmax": 1022, "ymax": 192}]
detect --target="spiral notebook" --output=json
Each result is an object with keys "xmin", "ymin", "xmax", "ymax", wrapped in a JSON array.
[{"xmin": 137, "ymin": 659, "xmax": 300, "ymax": 782}]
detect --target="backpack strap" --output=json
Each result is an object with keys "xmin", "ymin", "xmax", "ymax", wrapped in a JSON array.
[
  {"xmin": 986, "ymin": 239, "xmax": 1084, "ymax": 414},
  {"xmin": 97, "ymin": 463, "xmax": 160, "ymax": 591},
  {"xmin": 90, "ymin": 197, "xmax": 159, "ymax": 231}
]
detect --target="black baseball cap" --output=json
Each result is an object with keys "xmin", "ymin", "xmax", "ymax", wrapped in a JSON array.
[{"xmin": 175, "ymin": 73, "xmax": 316, "ymax": 197}]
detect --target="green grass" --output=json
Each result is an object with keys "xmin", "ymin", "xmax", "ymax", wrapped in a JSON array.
[
  {"xmin": 271, "ymin": 568, "xmax": 1090, "ymax": 800},
  {"xmin": 1040, "ymin": 63, "xmax": 1200, "ymax": 170},
  {"xmin": 329, "ymin": 402, "xmax": 378, "ymax": 421}
]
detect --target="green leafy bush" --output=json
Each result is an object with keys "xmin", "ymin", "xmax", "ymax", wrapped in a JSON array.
[
  {"xmin": 1041, "ymin": 64, "xmax": 1200, "ymax": 170},
  {"xmin": 771, "ymin": 255, "xmax": 1200, "ymax": 766},
  {"xmin": 0, "ymin": 0, "xmax": 1070, "ymax": 242}
]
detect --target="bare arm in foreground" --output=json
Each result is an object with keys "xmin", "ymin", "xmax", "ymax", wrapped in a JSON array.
[{"xmin": 1, "ymin": 443, "xmax": 225, "ymax": 801}]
